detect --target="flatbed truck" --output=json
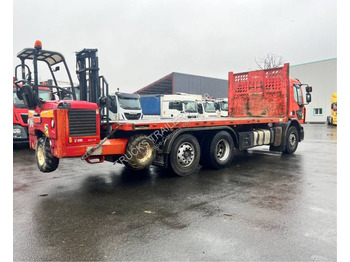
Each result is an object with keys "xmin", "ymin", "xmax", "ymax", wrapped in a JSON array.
[{"xmin": 14, "ymin": 41, "xmax": 312, "ymax": 176}]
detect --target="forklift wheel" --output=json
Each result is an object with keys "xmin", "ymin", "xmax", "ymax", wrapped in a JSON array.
[
  {"xmin": 124, "ymin": 135, "xmax": 156, "ymax": 170},
  {"xmin": 35, "ymin": 137, "xmax": 59, "ymax": 172}
]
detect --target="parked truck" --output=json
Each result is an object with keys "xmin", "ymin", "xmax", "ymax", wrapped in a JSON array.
[
  {"xmin": 327, "ymin": 93, "xmax": 337, "ymax": 126},
  {"xmin": 14, "ymin": 41, "xmax": 312, "ymax": 177},
  {"xmin": 13, "ymin": 80, "xmax": 52, "ymax": 145},
  {"xmin": 215, "ymin": 98, "xmax": 229, "ymax": 117},
  {"xmin": 140, "ymin": 94, "xmax": 198, "ymax": 119},
  {"xmin": 108, "ymin": 92, "xmax": 143, "ymax": 121},
  {"xmin": 197, "ymin": 99, "xmax": 219, "ymax": 118}
]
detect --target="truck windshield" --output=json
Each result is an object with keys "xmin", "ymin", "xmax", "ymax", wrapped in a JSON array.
[
  {"xmin": 184, "ymin": 101, "xmax": 198, "ymax": 113},
  {"xmin": 220, "ymin": 101, "xmax": 228, "ymax": 111},
  {"xmin": 118, "ymin": 97, "xmax": 141, "ymax": 110},
  {"xmin": 203, "ymin": 102, "xmax": 216, "ymax": 113}
]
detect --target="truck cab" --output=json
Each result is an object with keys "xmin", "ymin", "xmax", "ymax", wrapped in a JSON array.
[
  {"xmin": 140, "ymin": 94, "xmax": 199, "ymax": 119},
  {"xmin": 197, "ymin": 99, "xmax": 219, "ymax": 118},
  {"xmin": 108, "ymin": 92, "xmax": 143, "ymax": 121},
  {"xmin": 289, "ymin": 78, "xmax": 312, "ymax": 124},
  {"xmin": 13, "ymin": 82, "xmax": 53, "ymax": 144},
  {"xmin": 215, "ymin": 98, "xmax": 229, "ymax": 117}
]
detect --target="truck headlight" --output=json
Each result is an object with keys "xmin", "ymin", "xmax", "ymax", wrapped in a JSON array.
[{"xmin": 13, "ymin": 128, "xmax": 21, "ymax": 134}]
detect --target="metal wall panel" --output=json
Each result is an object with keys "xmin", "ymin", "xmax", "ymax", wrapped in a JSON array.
[
  {"xmin": 173, "ymin": 73, "xmax": 228, "ymax": 98},
  {"xmin": 290, "ymin": 58, "xmax": 337, "ymax": 123}
]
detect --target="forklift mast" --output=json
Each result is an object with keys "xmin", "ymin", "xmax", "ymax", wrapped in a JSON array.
[
  {"xmin": 76, "ymin": 49, "xmax": 111, "ymax": 134},
  {"xmin": 76, "ymin": 49, "xmax": 101, "ymax": 103}
]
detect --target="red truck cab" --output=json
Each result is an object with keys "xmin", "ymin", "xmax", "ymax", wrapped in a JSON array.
[{"xmin": 13, "ymin": 83, "xmax": 52, "ymax": 145}]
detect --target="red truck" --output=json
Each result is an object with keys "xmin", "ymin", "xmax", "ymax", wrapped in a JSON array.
[
  {"xmin": 13, "ymin": 80, "xmax": 52, "ymax": 145},
  {"xmin": 15, "ymin": 41, "xmax": 312, "ymax": 176}
]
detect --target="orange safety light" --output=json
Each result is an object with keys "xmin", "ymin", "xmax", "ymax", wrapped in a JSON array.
[{"xmin": 34, "ymin": 40, "xmax": 42, "ymax": 50}]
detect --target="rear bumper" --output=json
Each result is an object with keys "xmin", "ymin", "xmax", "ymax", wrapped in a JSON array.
[{"xmin": 58, "ymin": 138, "xmax": 128, "ymax": 158}]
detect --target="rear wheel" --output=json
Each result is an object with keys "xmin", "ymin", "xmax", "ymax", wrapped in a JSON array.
[
  {"xmin": 169, "ymin": 134, "xmax": 200, "ymax": 176},
  {"xmin": 124, "ymin": 135, "xmax": 156, "ymax": 170},
  {"xmin": 283, "ymin": 126, "xmax": 299, "ymax": 154},
  {"xmin": 35, "ymin": 137, "xmax": 59, "ymax": 172},
  {"xmin": 202, "ymin": 131, "xmax": 234, "ymax": 169}
]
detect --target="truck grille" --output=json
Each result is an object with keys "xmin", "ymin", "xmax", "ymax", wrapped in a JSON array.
[
  {"xmin": 20, "ymin": 114, "xmax": 28, "ymax": 124},
  {"xmin": 124, "ymin": 113, "xmax": 141, "ymax": 120},
  {"xmin": 68, "ymin": 110, "xmax": 97, "ymax": 137}
]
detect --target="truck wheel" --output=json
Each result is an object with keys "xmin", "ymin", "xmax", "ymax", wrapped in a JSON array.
[
  {"xmin": 124, "ymin": 135, "xmax": 156, "ymax": 170},
  {"xmin": 203, "ymin": 131, "xmax": 234, "ymax": 169},
  {"xmin": 169, "ymin": 134, "xmax": 200, "ymax": 176},
  {"xmin": 35, "ymin": 137, "xmax": 59, "ymax": 172},
  {"xmin": 283, "ymin": 126, "xmax": 299, "ymax": 154}
]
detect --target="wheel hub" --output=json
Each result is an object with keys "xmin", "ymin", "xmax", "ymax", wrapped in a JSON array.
[
  {"xmin": 137, "ymin": 143, "xmax": 153, "ymax": 163},
  {"xmin": 177, "ymin": 142, "xmax": 195, "ymax": 167},
  {"xmin": 37, "ymin": 144, "xmax": 45, "ymax": 166},
  {"xmin": 216, "ymin": 139, "xmax": 230, "ymax": 161},
  {"xmin": 289, "ymin": 133, "xmax": 296, "ymax": 148}
]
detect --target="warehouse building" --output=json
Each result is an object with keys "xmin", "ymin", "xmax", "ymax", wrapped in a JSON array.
[
  {"xmin": 135, "ymin": 58, "xmax": 337, "ymax": 123},
  {"xmin": 134, "ymin": 72, "xmax": 228, "ymax": 98}
]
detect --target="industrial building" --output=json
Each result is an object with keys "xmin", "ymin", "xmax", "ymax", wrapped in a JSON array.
[
  {"xmin": 290, "ymin": 58, "xmax": 337, "ymax": 123},
  {"xmin": 135, "ymin": 58, "xmax": 337, "ymax": 123},
  {"xmin": 134, "ymin": 72, "xmax": 228, "ymax": 98}
]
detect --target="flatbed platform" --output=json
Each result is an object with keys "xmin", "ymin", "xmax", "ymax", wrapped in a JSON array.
[{"xmin": 110, "ymin": 116, "xmax": 288, "ymax": 131}]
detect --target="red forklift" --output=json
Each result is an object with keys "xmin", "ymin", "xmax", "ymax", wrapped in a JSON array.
[{"xmin": 14, "ymin": 41, "xmax": 312, "ymax": 176}]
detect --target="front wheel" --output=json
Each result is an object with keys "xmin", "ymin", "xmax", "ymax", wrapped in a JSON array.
[
  {"xmin": 169, "ymin": 134, "xmax": 200, "ymax": 176},
  {"xmin": 35, "ymin": 137, "xmax": 59, "ymax": 172},
  {"xmin": 283, "ymin": 126, "xmax": 299, "ymax": 154}
]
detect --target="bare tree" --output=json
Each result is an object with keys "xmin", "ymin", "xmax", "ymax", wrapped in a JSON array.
[{"xmin": 255, "ymin": 53, "xmax": 285, "ymax": 69}]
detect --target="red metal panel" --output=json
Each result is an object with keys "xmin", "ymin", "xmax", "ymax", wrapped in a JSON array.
[{"xmin": 228, "ymin": 64, "xmax": 290, "ymax": 118}]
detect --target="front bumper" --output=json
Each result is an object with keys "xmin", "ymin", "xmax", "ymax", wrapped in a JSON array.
[{"xmin": 13, "ymin": 125, "xmax": 28, "ymax": 144}]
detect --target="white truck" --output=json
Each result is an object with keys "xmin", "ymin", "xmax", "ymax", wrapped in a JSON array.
[
  {"xmin": 140, "ymin": 94, "xmax": 198, "ymax": 119},
  {"xmin": 215, "ymin": 98, "xmax": 229, "ymax": 117},
  {"xmin": 108, "ymin": 92, "xmax": 143, "ymax": 121},
  {"xmin": 197, "ymin": 99, "xmax": 219, "ymax": 118}
]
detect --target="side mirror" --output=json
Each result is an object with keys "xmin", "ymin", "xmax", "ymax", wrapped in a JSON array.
[
  {"xmin": 306, "ymin": 86, "xmax": 312, "ymax": 93},
  {"xmin": 306, "ymin": 93, "xmax": 311, "ymax": 103},
  {"xmin": 52, "ymin": 66, "xmax": 60, "ymax": 72}
]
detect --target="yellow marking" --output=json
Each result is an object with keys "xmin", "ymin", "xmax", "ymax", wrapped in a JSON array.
[
  {"xmin": 40, "ymin": 110, "xmax": 54, "ymax": 118},
  {"xmin": 28, "ymin": 110, "xmax": 35, "ymax": 118}
]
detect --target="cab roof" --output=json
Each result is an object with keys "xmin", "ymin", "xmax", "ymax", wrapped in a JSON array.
[{"xmin": 17, "ymin": 48, "xmax": 65, "ymax": 66}]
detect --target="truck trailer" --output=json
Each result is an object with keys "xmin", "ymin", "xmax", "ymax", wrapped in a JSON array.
[{"xmin": 14, "ymin": 41, "xmax": 312, "ymax": 177}]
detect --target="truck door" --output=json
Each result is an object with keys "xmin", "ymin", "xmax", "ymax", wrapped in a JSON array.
[{"xmin": 292, "ymin": 84, "xmax": 304, "ymax": 123}]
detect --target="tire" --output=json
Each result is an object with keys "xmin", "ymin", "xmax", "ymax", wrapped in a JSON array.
[
  {"xmin": 283, "ymin": 126, "xmax": 299, "ymax": 154},
  {"xmin": 124, "ymin": 135, "xmax": 156, "ymax": 170},
  {"xmin": 202, "ymin": 131, "xmax": 234, "ymax": 169},
  {"xmin": 169, "ymin": 134, "xmax": 200, "ymax": 176},
  {"xmin": 35, "ymin": 137, "xmax": 59, "ymax": 172}
]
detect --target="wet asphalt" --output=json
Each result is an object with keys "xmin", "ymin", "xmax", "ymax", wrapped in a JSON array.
[{"xmin": 13, "ymin": 124, "xmax": 337, "ymax": 261}]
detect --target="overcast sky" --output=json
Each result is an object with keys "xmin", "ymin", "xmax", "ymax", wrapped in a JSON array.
[{"xmin": 13, "ymin": 0, "xmax": 336, "ymax": 94}]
